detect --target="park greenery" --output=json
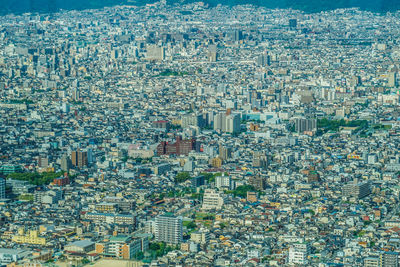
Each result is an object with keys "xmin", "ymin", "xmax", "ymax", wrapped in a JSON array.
[
  {"xmin": 159, "ymin": 69, "xmax": 189, "ymax": 77},
  {"xmin": 225, "ymin": 184, "xmax": 256, "ymax": 198},
  {"xmin": 316, "ymin": 118, "xmax": 392, "ymax": 136},
  {"xmin": 316, "ymin": 118, "xmax": 368, "ymax": 135},
  {"xmin": 142, "ymin": 242, "xmax": 177, "ymax": 260},
  {"xmin": 18, "ymin": 194, "xmax": 34, "ymax": 201},
  {"xmin": 175, "ymin": 172, "xmax": 191, "ymax": 183},
  {"xmin": 8, "ymin": 99, "xmax": 34, "ymax": 104},
  {"xmin": 7, "ymin": 171, "xmax": 64, "ymax": 185}
]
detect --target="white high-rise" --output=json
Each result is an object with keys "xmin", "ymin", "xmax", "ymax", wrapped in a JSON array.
[
  {"xmin": 226, "ymin": 113, "xmax": 241, "ymax": 134},
  {"xmin": 202, "ymin": 189, "xmax": 224, "ymax": 210},
  {"xmin": 0, "ymin": 178, "xmax": 5, "ymax": 199},
  {"xmin": 288, "ymin": 243, "xmax": 310, "ymax": 265},
  {"xmin": 215, "ymin": 175, "xmax": 234, "ymax": 190},
  {"xmin": 155, "ymin": 214, "xmax": 182, "ymax": 244}
]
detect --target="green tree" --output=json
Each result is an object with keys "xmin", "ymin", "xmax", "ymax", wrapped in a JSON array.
[
  {"xmin": 175, "ymin": 172, "xmax": 191, "ymax": 183},
  {"xmin": 231, "ymin": 185, "xmax": 255, "ymax": 198}
]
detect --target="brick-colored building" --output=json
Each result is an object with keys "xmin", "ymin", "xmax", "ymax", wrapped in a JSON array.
[
  {"xmin": 53, "ymin": 173, "xmax": 70, "ymax": 186},
  {"xmin": 157, "ymin": 136, "xmax": 198, "ymax": 156}
]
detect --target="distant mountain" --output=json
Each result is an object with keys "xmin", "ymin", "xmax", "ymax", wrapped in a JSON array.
[
  {"xmin": 0, "ymin": 0, "xmax": 398, "ymax": 15},
  {"xmin": 178, "ymin": 0, "xmax": 400, "ymax": 13},
  {"xmin": 0, "ymin": 0, "xmax": 155, "ymax": 15}
]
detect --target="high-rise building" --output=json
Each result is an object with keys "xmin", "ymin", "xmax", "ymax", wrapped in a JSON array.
[
  {"xmin": 210, "ymin": 157, "xmax": 223, "ymax": 168},
  {"xmin": 350, "ymin": 75, "xmax": 361, "ymax": 87},
  {"xmin": 202, "ymin": 189, "xmax": 224, "ymax": 210},
  {"xmin": 295, "ymin": 118, "xmax": 317, "ymax": 133},
  {"xmin": 388, "ymin": 72, "xmax": 397, "ymax": 87},
  {"xmin": 146, "ymin": 45, "xmax": 165, "ymax": 61},
  {"xmin": 257, "ymin": 53, "xmax": 270, "ymax": 66},
  {"xmin": 249, "ymin": 175, "xmax": 266, "ymax": 190},
  {"xmin": 364, "ymin": 257, "xmax": 379, "ymax": 267},
  {"xmin": 343, "ymin": 180, "xmax": 371, "ymax": 199},
  {"xmin": 231, "ymin": 29, "xmax": 243, "ymax": 42},
  {"xmin": 38, "ymin": 156, "xmax": 49, "ymax": 168},
  {"xmin": 226, "ymin": 113, "xmax": 241, "ymax": 134},
  {"xmin": 208, "ymin": 45, "xmax": 218, "ymax": 62},
  {"xmin": 215, "ymin": 174, "xmax": 234, "ymax": 190},
  {"xmin": 181, "ymin": 114, "xmax": 205, "ymax": 129},
  {"xmin": 95, "ymin": 235, "xmax": 148, "ymax": 260},
  {"xmin": 214, "ymin": 112, "xmax": 240, "ymax": 133},
  {"xmin": 253, "ymin": 152, "xmax": 268, "ymax": 169},
  {"xmin": 60, "ymin": 155, "xmax": 71, "ymax": 171},
  {"xmin": 61, "ymin": 102, "xmax": 70, "ymax": 113},
  {"xmin": 288, "ymin": 243, "xmax": 310, "ymax": 265},
  {"xmin": 71, "ymin": 150, "xmax": 88, "ymax": 168},
  {"xmin": 289, "ymin": 18, "xmax": 298, "ymax": 28},
  {"xmin": 219, "ymin": 145, "xmax": 232, "ymax": 162},
  {"xmin": 191, "ymin": 175, "xmax": 205, "ymax": 187},
  {"xmin": 157, "ymin": 136, "xmax": 198, "ymax": 156},
  {"xmin": 191, "ymin": 230, "xmax": 210, "ymax": 245},
  {"xmin": 0, "ymin": 178, "xmax": 5, "ymax": 199},
  {"xmin": 380, "ymin": 252, "xmax": 399, "ymax": 267},
  {"xmin": 213, "ymin": 113, "xmax": 226, "ymax": 132},
  {"xmin": 155, "ymin": 214, "xmax": 183, "ymax": 244},
  {"xmin": 72, "ymin": 88, "xmax": 80, "ymax": 101},
  {"xmin": 111, "ymin": 49, "xmax": 118, "ymax": 60}
]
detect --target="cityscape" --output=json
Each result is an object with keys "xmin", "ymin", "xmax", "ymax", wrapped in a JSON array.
[{"xmin": 0, "ymin": 1, "xmax": 400, "ymax": 266}]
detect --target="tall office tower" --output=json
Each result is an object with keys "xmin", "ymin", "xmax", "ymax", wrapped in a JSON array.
[
  {"xmin": 111, "ymin": 49, "xmax": 118, "ymax": 60},
  {"xmin": 350, "ymin": 75, "xmax": 361, "ymax": 87},
  {"xmin": 0, "ymin": 178, "xmax": 5, "ymax": 199},
  {"xmin": 257, "ymin": 53, "xmax": 271, "ymax": 67},
  {"xmin": 295, "ymin": 118, "xmax": 317, "ymax": 133},
  {"xmin": 61, "ymin": 102, "xmax": 70, "ymax": 113},
  {"xmin": 208, "ymin": 45, "xmax": 218, "ymax": 62},
  {"xmin": 253, "ymin": 152, "xmax": 268, "ymax": 168},
  {"xmin": 232, "ymin": 29, "xmax": 243, "ymax": 42},
  {"xmin": 225, "ymin": 113, "xmax": 241, "ymax": 134},
  {"xmin": 249, "ymin": 175, "xmax": 266, "ymax": 190},
  {"xmin": 213, "ymin": 113, "xmax": 226, "ymax": 132},
  {"xmin": 181, "ymin": 114, "xmax": 205, "ymax": 129},
  {"xmin": 146, "ymin": 45, "xmax": 165, "ymax": 61},
  {"xmin": 155, "ymin": 214, "xmax": 182, "ymax": 244},
  {"xmin": 71, "ymin": 150, "xmax": 88, "ymax": 168},
  {"xmin": 219, "ymin": 144, "xmax": 232, "ymax": 162},
  {"xmin": 61, "ymin": 155, "xmax": 71, "ymax": 171},
  {"xmin": 38, "ymin": 156, "xmax": 49, "ymax": 168},
  {"xmin": 289, "ymin": 19, "xmax": 298, "ymax": 28},
  {"xmin": 72, "ymin": 88, "xmax": 80, "ymax": 101},
  {"xmin": 388, "ymin": 72, "xmax": 397, "ymax": 87}
]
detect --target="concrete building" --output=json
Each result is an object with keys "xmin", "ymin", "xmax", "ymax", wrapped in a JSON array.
[
  {"xmin": 64, "ymin": 240, "xmax": 95, "ymax": 253},
  {"xmin": 202, "ymin": 189, "xmax": 224, "ymax": 210},
  {"xmin": 288, "ymin": 243, "xmax": 310, "ymax": 265},
  {"xmin": 295, "ymin": 118, "xmax": 317, "ymax": 133},
  {"xmin": 0, "ymin": 178, "xmax": 5, "ymax": 199},
  {"xmin": 155, "ymin": 213, "xmax": 183, "ymax": 244},
  {"xmin": 343, "ymin": 181, "xmax": 371, "ymax": 199}
]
